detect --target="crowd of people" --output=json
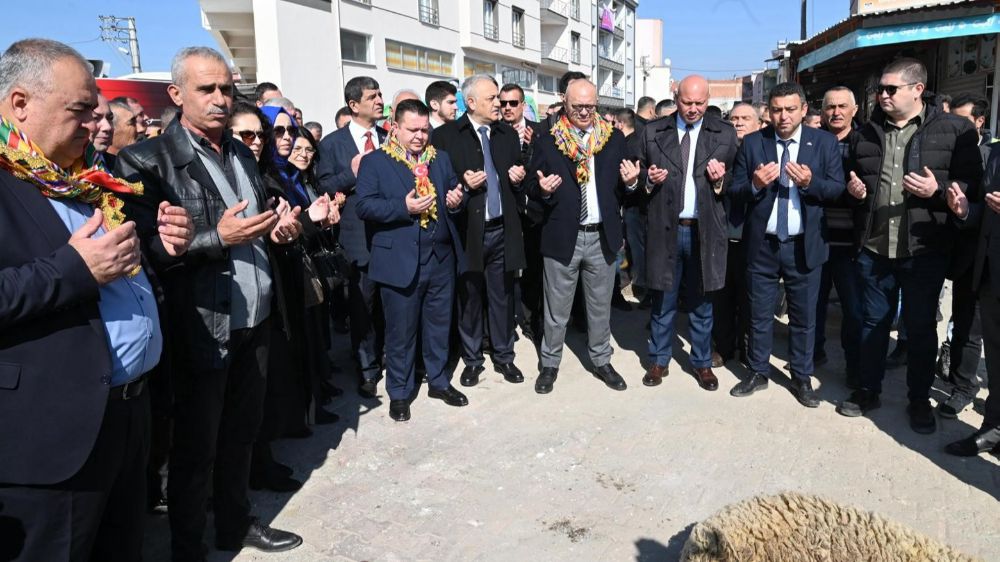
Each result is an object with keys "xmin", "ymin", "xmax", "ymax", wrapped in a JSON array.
[{"xmin": 0, "ymin": 37, "xmax": 998, "ymax": 562}]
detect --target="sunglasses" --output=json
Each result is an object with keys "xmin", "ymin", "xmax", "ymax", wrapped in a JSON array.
[
  {"xmin": 273, "ymin": 126, "xmax": 299, "ymax": 139},
  {"xmin": 234, "ymin": 129, "xmax": 265, "ymax": 143},
  {"xmin": 499, "ymin": 99, "xmax": 521, "ymax": 108},
  {"xmin": 876, "ymin": 83, "xmax": 917, "ymax": 96},
  {"xmin": 291, "ymin": 146, "xmax": 316, "ymax": 156},
  {"xmin": 568, "ymin": 104, "xmax": 597, "ymax": 115}
]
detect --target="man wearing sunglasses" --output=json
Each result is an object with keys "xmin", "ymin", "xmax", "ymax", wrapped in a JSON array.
[{"xmin": 838, "ymin": 58, "xmax": 982, "ymax": 435}]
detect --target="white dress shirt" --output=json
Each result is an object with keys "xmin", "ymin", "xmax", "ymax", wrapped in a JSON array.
[
  {"xmin": 348, "ymin": 119, "xmax": 381, "ymax": 155},
  {"xmin": 467, "ymin": 114, "xmax": 503, "ymax": 220},
  {"xmin": 577, "ymin": 127, "xmax": 602, "ymax": 225},
  {"xmin": 677, "ymin": 115, "xmax": 703, "ymax": 219},
  {"xmin": 765, "ymin": 125, "xmax": 805, "ymax": 237}
]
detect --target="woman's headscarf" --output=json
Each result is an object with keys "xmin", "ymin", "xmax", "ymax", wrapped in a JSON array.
[{"xmin": 259, "ymin": 105, "xmax": 311, "ymax": 209}]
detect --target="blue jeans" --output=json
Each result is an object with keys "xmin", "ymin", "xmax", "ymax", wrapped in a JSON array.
[
  {"xmin": 856, "ymin": 249, "xmax": 948, "ymax": 400},
  {"xmin": 648, "ymin": 224, "xmax": 712, "ymax": 367},
  {"xmin": 815, "ymin": 245, "xmax": 863, "ymax": 377}
]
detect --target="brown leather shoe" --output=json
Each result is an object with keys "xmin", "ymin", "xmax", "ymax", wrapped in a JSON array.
[
  {"xmin": 643, "ymin": 364, "xmax": 667, "ymax": 387},
  {"xmin": 711, "ymin": 351, "xmax": 725, "ymax": 368},
  {"xmin": 693, "ymin": 367, "xmax": 719, "ymax": 391}
]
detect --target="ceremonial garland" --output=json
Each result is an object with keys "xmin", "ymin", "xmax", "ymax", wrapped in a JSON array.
[
  {"xmin": 382, "ymin": 135, "xmax": 438, "ymax": 228},
  {"xmin": 550, "ymin": 113, "xmax": 613, "ymax": 185}
]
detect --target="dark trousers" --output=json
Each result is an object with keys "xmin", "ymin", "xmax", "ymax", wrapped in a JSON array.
[
  {"xmin": 624, "ymin": 206, "xmax": 647, "ymax": 289},
  {"xmin": 146, "ymin": 363, "xmax": 172, "ymax": 508},
  {"xmin": 168, "ymin": 323, "xmax": 269, "ymax": 562},
  {"xmin": 857, "ymin": 249, "xmax": 948, "ymax": 400},
  {"xmin": 947, "ymin": 265, "xmax": 984, "ymax": 397},
  {"xmin": 747, "ymin": 236, "xmax": 821, "ymax": 380},
  {"xmin": 712, "ymin": 238, "xmax": 748, "ymax": 360},
  {"xmin": 648, "ymin": 224, "xmax": 713, "ymax": 367},
  {"xmin": 0, "ymin": 388, "xmax": 150, "ymax": 562},
  {"xmin": 380, "ymin": 251, "xmax": 455, "ymax": 401},
  {"xmin": 348, "ymin": 264, "xmax": 384, "ymax": 382},
  {"xmin": 978, "ymin": 281, "xmax": 1000, "ymax": 428},
  {"xmin": 459, "ymin": 225, "xmax": 515, "ymax": 366},
  {"xmin": 518, "ymin": 220, "xmax": 544, "ymax": 336},
  {"xmin": 815, "ymin": 244, "xmax": 863, "ymax": 377}
]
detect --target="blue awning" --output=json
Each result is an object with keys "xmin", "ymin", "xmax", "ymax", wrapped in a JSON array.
[{"xmin": 797, "ymin": 12, "xmax": 1000, "ymax": 72}]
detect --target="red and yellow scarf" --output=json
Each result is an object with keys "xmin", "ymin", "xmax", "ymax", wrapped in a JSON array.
[
  {"xmin": 382, "ymin": 135, "xmax": 438, "ymax": 228},
  {"xmin": 0, "ymin": 116, "xmax": 143, "ymax": 233},
  {"xmin": 550, "ymin": 113, "xmax": 613, "ymax": 186}
]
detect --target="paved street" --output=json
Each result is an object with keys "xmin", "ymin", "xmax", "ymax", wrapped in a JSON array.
[{"xmin": 145, "ymin": 282, "xmax": 1000, "ymax": 561}]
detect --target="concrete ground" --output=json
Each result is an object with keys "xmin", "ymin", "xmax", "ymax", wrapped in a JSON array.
[{"xmin": 145, "ymin": 281, "xmax": 999, "ymax": 561}]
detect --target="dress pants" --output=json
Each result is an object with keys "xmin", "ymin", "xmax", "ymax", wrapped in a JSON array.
[
  {"xmin": 856, "ymin": 249, "xmax": 948, "ymax": 400},
  {"xmin": 624, "ymin": 206, "xmax": 647, "ymax": 290},
  {"xmin": 712, "ymin": 238, "xmax": 748, "ymax": 360},
  {"xmin": 380, "ymin": 249, "xmax": 455, "ymax": 401},
  {"xmin": 0, "ymin": 386, "xmax": 150, "ymax": 562},
  {"xmin": 348, "ymin": 264, "xmax": 384, "ymax": 383},
  {"xmin": 540, "ymin": 229, "xmax": 616, "ymax": 368},
  {"xmin": 459, "ymin": 224, "xmax": 516, "ymax": 366},
  {"xmin": 168, "ymin": 323, "xmax": 268, "ymax": 562},
  {"xmin": 815, "ymin": 244, "xmax": 863, "ymax": 377},
  {"xmin": 517, "ymin": 220, "xmax": 545, "ymax": 336},
  {"xmin": 747, "ymin": 236, "xmax": 821, "ymax": 380},
  {"xmin": 946, "ymin": 265, "xmax": 984, "ymax": 398},
  {"xmin": 978, "ymin": 280, "xmax": 1000, "ymax": 428},
  {"xmin": 648, "ymin": 224, "xmax": 713, "ymax": 368}
]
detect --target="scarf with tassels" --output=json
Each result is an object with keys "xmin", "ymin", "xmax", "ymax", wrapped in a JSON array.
[
  {"xmin": 550, "ymin": 113, "xmax": 613, "ymax": 186},
  {"xmin": 382, "ymin": 135, "xmax": 438, "ymax": 228},
  {"xmin": 0, "ymin": 116, "xmax": 144, "ymax": 234}
]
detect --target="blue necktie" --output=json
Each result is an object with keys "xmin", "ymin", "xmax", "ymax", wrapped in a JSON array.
[
  {"xmin": 479, "ymin": 126, "xmax": 501, "ymax": 218},
  {"xmin": 777, "ymin": 138, "xmax": 794, "ymax": 242}
]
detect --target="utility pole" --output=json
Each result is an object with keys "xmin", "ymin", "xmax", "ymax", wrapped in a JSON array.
[
  {"xmin": 801, "ymin": 0, "xmax": 808, "ymax": 40},
  {"xmin": 99, "ymin": 15, "xmax": 142, "ymax": 74}
]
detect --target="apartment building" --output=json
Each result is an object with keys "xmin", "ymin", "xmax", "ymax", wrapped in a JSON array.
[{"xmin": 200, "ymin": 0, "xmax": 637, "ymax": 126}]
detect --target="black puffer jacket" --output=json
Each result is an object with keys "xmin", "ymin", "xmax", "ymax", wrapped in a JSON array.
[{"xmin": 847, "ymin": 99, "xmax": 982, "ymax": 257}]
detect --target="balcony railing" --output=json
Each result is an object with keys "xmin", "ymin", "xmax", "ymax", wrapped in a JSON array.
[
  {"xmin": 543, "ymin": 0, "xmax": 570, "ymax": 18},
  {"xmin": 600, "ymin": 85, "xmax": 624, "ymax": 99},
  {"xmin": 419, "ymin": 4, "xmax": 439, "ymax": 25},
  {"xmin": 513, "ymin": 29, "xmax": 525, "ymax": 48},
  {"xmin": 542, "ymin": 42, "xmax": 568, "ymax": 63},
  {"xmin": 598, "ymin": 49, "xmax": 624, "ymax": 65},
  {"xmin": 571, "ymin": 47, "xmax": 581, "ymax": 64},
  {"xmin": 484, "ymin": 21, "xmax": 499, "ymax": 40}
]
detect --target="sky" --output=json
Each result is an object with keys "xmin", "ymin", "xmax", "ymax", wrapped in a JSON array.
[
  {"xmin": 10, "ymin": 0, "xmax": 852, "ymax": 80},
  {"xmin": 637, "ymin": 0, "xmax": 850, "ymax": 80}
]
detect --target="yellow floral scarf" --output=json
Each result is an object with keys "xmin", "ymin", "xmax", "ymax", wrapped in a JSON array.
[
  {"xmin": 382, "ymin": 135, "xmax": 438, "ymax": 228},
  {"xmin": 550, "ymin": 113, "xmax": 613, "ymax": 185}
]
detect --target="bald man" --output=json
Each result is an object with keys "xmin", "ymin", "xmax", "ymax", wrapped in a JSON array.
[{"xmin": 639, "ymin": 76, "xmax": 738, "ymax": 390}]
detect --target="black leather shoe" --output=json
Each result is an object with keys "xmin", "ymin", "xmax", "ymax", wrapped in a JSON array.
[
  {"xmin": 389, "ymin": 399, "xmax": 410, "ymax": 421},
  {"xmin": 460, "ymin": 365, "xmax": 485, "ymax": 387},
  {"xmin": 217, "ymin": 519, "xmax": 303, "ymax": 553},
  {"xmin": 837, "ymin": 389, "xmax": 881, "ymax": 417},
  {"xmin": 428, "ymin": 385, "xmax": 469, "ymax": 407},
  {"xmin": 593, "ymin": 364, "xmax": 627, "ymax": 391},
  {"xmin": 791, "ymin": 377, "xmax": 820, "ymax": 408},
  {"xmin": 358, "ymin": 378, "xmax": 378, "ymax": 399},
  {"xmin": 536, "ymin": 367, "xmax": 558, "ymax": 394},
  {"xmin": 937, "ymin": 391, "xmax": 973, "ymax": 419},
  {"xmin": 907, "ymin": 399, "xmax": 937, "ymax": 434},
  {"xmin": 945, "ymin": 427, "xmax": 1000, "ymax": 456},
  {"xmin": 494, "ymin": 362, "xmax": 524, "ymax": 383},
  {"xmin": 730, "ymin": 373, "xmax": 768, "ymax": 397}
]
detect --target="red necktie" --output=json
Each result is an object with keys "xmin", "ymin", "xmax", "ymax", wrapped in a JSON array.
[{"xmin": 363, "ymin": 131, "xmax": 375, "ymax": 152}]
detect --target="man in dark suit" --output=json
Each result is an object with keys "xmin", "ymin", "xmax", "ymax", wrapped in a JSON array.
[
  {"xmin": 499, "ymin": 82, "xmax": 544, "ymax": 342},
  {"xmin": 0, "ymin": 39, "xmax": 192, "ymax": 561},
  {"xmin": 117, "ymin": 47, "xmax": 303, "ymax": 559},
  {"xmin": 432, "ymin": 76, "xmax": 527, "ymax": 386},
  {"xmin": 944, "ymin": 152, "xmax": 1000, "ymax": 456},
  {"xmin": 523, "ymin": 78, "xmax": 641, "ymax": 393},
  {"xmin": 355, "ymin": 99, "xmax": 469, "ymax": 421},
  {"xmin": 639, "ymin": 75, "xmax": 738, "ymax": 391},
  {"xmin": 316, "ymin": 76, "xmax": 388, "ymax": 398},
  {"xmin": 730, "ymin": 82, "xmax": 845, "ymax": 408}
]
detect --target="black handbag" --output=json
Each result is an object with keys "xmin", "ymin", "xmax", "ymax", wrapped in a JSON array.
[{"xmin": 309, "ymin": 233, "xmax": 350, "ymax": 291}]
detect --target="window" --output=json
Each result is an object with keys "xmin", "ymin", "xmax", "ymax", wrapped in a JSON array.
[
  {"xmin": 464, "ymin": 57, "xmax": 496, "ymax": 78},
  {"xmin": 538, "ymin": 74, "xmax": 556, "ymax": 93},
  {"xmin": 570, "ymin": 0, "xmax": 580, "ymax": 20},
  {"xmin": 385, "ymin": 39, "xmax": 453, "ymax": 76},
  {"xmin": 419, "ymin": 0, "xmax": 439, "ymax": 25},
  {"xmin": 484, "ymin": 0, "xmax": 499, "ymax": 40},
  {"xmin": 501, "ymin": 67, "xmax": 534, "ymax": 89},
  {"xmin": 571, "ymin": 32, "xmax": 581, "ymax": 64},
  {"xmin": 341, "ymin": 30, "xmax": 369, "ymax": 63},
  {"xmin": 512, "ymin": 7, "xmax": 525, "ymax": 48}
]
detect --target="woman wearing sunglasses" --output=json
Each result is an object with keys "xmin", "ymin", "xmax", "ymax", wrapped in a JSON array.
[{"xmin": 229, "ymin": 101, "xmax": 267, "ymax": 161}]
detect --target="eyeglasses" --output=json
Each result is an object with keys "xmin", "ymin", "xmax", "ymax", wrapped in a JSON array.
[
  {"xmin": 567, "ymin": 104, "xmax": 597, "ymax": 115},
  {"xmin": 233, "ymin": 129, "xmax": 265, "ymax": 143},
  {"xmin": 291, "ymin": 146, "xmax": 316, "ymax": 156},
  {"xmin": 273, "ymin": 126, "xmax": 298, "ymax": 139},
  {"xmin": 876, "ymin": 83, "xmax": 917, "ymax": 96},
  {"xmin": 499, "ymin": 99, "xmax": 521, "ymax": 108}
]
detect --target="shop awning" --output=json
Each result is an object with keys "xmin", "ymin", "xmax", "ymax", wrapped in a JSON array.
[{"xmin": 797, "ymin": 12, "xmax": 1000, "ymax": 72}]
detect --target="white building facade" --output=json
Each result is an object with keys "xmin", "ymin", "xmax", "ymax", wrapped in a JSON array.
[
  {"xmin": 634, "ymin": 17, "xmax": 671, "ymax": 103},
  {"xmin": 200, "ymin": 0, "xmax": 637, "ymax": 127}
]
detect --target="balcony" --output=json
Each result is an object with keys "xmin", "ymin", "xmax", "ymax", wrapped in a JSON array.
[
  {"xmin": 542, "ymin": 0, "xmax": 570, "ymax": 19},
  {"xmin": 484, "ymin": 21, "xmax": 499, "ymax": 41},
  {"xmin": 419, "ymin": 4, "xmax": 439, "ymax": 25},
  {"xmin": 542, "ymin": 42, "xmax": 569, "ymax": 64},
  {"xmin": 598, "ymin": 84, "xmax": 624, "ymax": 105},
  {"xmin": 513, "ymin": 29, "xmax": 525, "ymax": 48}
]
